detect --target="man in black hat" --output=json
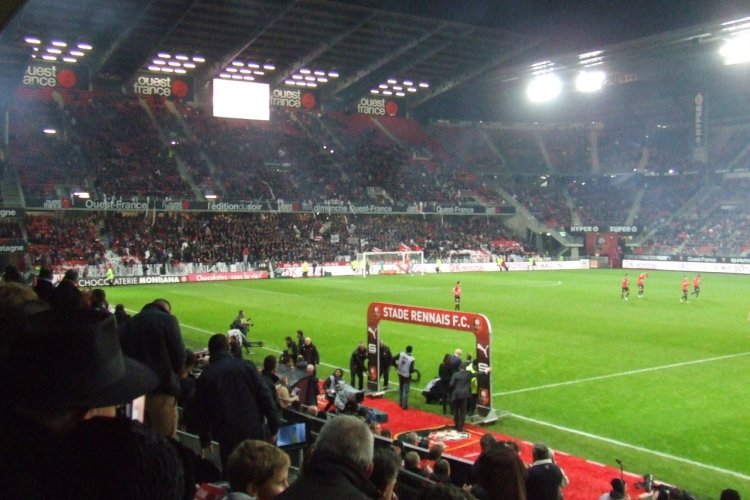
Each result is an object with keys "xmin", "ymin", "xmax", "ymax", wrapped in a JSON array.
[
  {"xmin": 0, "ymin": 307, "xmax": 160, "ymax": 497},
  {"xmin": 119, "ymin": 298, "xmax": 186, "ymax": 438},
  {"xmin": 195, "ymin": 333, "xmax": 280, "ymax": 468}
]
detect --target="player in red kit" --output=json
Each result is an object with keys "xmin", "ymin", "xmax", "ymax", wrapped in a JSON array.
[
  {"xmin": 637, "ymin": 273, "xmax": 648, "ymax": 298},
  {"xmin": 681, "ymin": 276, "xmax": 690, "ymax": 303},
  {"xmin": 621, "ymin": 274, "xmax": 630, "ymax": 301},
  {"xmin": 691, "ymin": 274, "xmax": 701, "ymax": 298},
  {"xmin": 453, "ymin": 281, "xmax": 462, "ymax": 311}
]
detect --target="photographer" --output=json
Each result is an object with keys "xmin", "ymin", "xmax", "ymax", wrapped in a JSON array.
[{"xmin": 334, "ymin": 380, "xmax": 365, "ymax": 414}]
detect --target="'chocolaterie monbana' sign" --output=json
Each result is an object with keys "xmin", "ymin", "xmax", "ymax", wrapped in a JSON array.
[{"xmin": 26, "ymin": 197, "xmax": 515, "ymax": 216}]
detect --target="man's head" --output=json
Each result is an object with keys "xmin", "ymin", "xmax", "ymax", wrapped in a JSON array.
[
  {"xmin": 38, "ymin": 267, "xmax": 53, "ymax": 280},
  {"xmin": 358, "ymin": 341, "xmax": 365, "ymax": 351},
  {"xmin": 151, "ymin": 298, "xmax": 171, "ymax": 314},
  {"xmin": 263, "ymin": 355, "xmax": 277, "ymax": 373},
  {"xmin": 238, "ymin": 309, "xmax": 245, "ymax": 317},
  {"xmin": 406, "ymin": 345, "xmax": 413, "ymax": 354},
  {"xmin": 479, "ymin": 432, "xmax": 497, "ymax": 452},
  {"xmin": 208, "ymin": 333, "xmax": 230, "ymax": 356},
  {"xmin": 454, "ymin": 348, "xmax": 462, "ymax": 358},
  {"xmin": 305, "ymin": 364, "xmax": 315, "ymax": 376},
  {"xmin": 531, "ymin": 442, "xmax": 551, "ymax": 461},
  {"xmin": 314, "ymin": 415, "xmax": 373, "ymax": 475},
  {"xmin": 63, "ymin": 269, "xmax": 79, "ymax": 282},
  {"xmin": 403, "ymin": 451, "xmax": 420, "ymax": 469},
  {"xmin": 304, "ymin": 337, "xmax": 312, "ymax": 346},
  {"xmin": 370, "ymin": 447, "xmax": 400, "ymax": 500},
  {"xmin": 227, "ymin": 439, "xmax": 290, "ymax": 500}
]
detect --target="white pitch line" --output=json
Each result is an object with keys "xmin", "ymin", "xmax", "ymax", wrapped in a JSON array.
[
  {"xmin": 509, "ymin": 412, "xmax": 750, "ymax": 482},
  {"xmin": 493, "ymin": 351, "xmax": 750, "ymax": 397}
]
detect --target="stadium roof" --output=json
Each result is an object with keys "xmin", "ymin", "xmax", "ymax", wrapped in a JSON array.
[{"xmin": 1, "ymin": 0, "xmax": 749, "ymax": 122}]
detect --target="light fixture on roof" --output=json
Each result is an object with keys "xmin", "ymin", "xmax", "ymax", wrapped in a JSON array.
[
  {"xmin": 313, "ymin": 70, "xmax": 325, "ymax": 76},
  {"xmin": 62, "ymin": 57, "xmax": 77, "ymax": 63},
  {"xmin": 403, "ymin": 80, "xmax": 413, "ymax": 86},
  {"xmin": 183, "ymin": 62, "xmax": 196, "ymax": 69},
  {"xmin": 192, "ymin": 55, "xmax": 205, "ymax": 63},
  {"xmin": 157, "ymin": 52, "xmax": 171, "ymax": 59},
  {"xmin": 148, "ymin": 65, "xmax": 161, "ymax": 71},
  {"xmin": 253, "ymin": 70, "xmax": 264, "ymax": 75},
  {"xmin": 248, "ymin": 62, "xmax": 260, "ymax": 69},
  {"xmin": 77, "ymin": 42, "xmax": 93, "ymax": 50},
  {"xmin": 24, "ymin": 36, "xmax": 41, "ymax": 44},
  {"xmin": 175, "ymin": 54, "xmax": 189, "ymax": 61},
  {"xmin": 306, "ymin": 82, "xmax": 317, "ymax": 87},
  {"xmin": 379, "ymin": 84, "xmax": 388, "ymax": 89},
  {"xmin": 407, "ymin": 87, "xmax": 417, "ymax": 92},
  {"xmin": 526, "ymin": 73, "xmax": 562, "ymax": 103},
  {"xmin": 70, "ymin": 50, "xmax": 84, "ymax": 57},
  {"xmin": 299, "ymin": 68, "xmax": 311, "ymax": 74},
  {"xmin": 575, "ymin": 70, "xmax": 606, "ymax": 92},
  {"xmin": 242, "ymin": 76, "xmax": 255, "ymax": 81},
  {"xmin": 304, "ymin": 76, "xmax": 315, "ymax": 81},
  {"xmin": 219, "ymin": 73, "xmax": 231, "ymax": 78},
  {"xmin": 161, "ymin": 67, "xmax": 174, "ymax": 73},
  {"xmin": 371, "ymin": 89, "xmax": 380, "ymax": 94},
  {"xmin": 387, "ymin": 78, "xmax": 397, "ymax": 84},
  {"xmin": 328, "ymin": 71, "xmax": 339, "ymax": 78},
  {"xmin": 239, "ymin": 68, "xmax": 251, "ymax": 74},
  {"xmin": 263, "ymin": 63, "xmax": 275, "ymax": 70},
  {"xmin": 316, "ymin": 77, "xmax": 328, "ymax": 83},
  {"xmin": 418, "ymin": 82, "xmax": 429, "ymax": 88},
  {"xmin": 285, "ymin": 79, "xmax": 295, "ymax": 85},
  {"xmin": 51, "ymin": 40, "xmax": 67, "ymax": 47},
  {"xmin": 720, "ymin": 32, "xmax": 750, "ymax": 65},
  {"xmin": 47, "ymin": 47, "xmax": 62, "ymax": 54},
  {"xmin": 153, "ymin": 59, "xmax": 166, "ymax": 65},
  {"xmin": 232, "ymin": 60, "xmax": 244, "ymax": 67},
  {"xmin": 226, "ymin": 67, "xmax": 238, "ymax": 73},
  {"xmin": 41, "ymin": 54, "xmax": 56, "ymax": 61},
  {"xmin": 167, "ymin": 61, "xmax": 181, "ymax": 67},
  {"xmin": 174, "ymin": 68, "xmax": 186, "ymax": 74},
  {"xmin": 292, "ymin": 74, "xmax": 302, "ymax": 80},
  {"xmin": 43, "ymin": 128, "xmax": 56, "ymax": 134},
  {"xmin": 393, "ymin": 86, "xmax": 402, "ymax": 91},
  {"xmin": 382, "ymin": 90, "xmax": 392, "ymax": 95},
  {"xmin": 396, "ymin": 92, "xmax": 405, "ymax": 97}
]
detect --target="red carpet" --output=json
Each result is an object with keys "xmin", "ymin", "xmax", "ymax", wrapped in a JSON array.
[{"xmin": 363, "ymin": 397, "xmax": 648, "ymax": 500}]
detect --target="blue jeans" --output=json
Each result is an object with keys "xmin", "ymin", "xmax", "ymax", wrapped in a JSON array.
[{"xmin": 399, "ymin": 376, "xmax": 411, "ymax": 409}]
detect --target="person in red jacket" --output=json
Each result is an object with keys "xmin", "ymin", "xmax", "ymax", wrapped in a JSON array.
[
  {"xmin": 621, "ymin": 274, "xmax": 630, "ymax": 301},
  {"xmin": 681, "ymin": 276, "xmax": 690, "ymax": 303},
  {"xmin": 637, "ymin": 272, "xmax": 648, "ymax": 298},
  {"xmin": 692, "ymin": 274, "xmax": 702, "ymax": 299}
]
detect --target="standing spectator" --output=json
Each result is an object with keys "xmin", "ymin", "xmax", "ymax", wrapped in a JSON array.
[
  {"xmin": 526, "ymin": 443, "xmax": 568, "ymax": 500},
  {"xmin": 52, "ymin": 269, "xmax": 83, "ymax": 309},
  {"xmin": 475, "ymin": 442, "xmax": 527, "ymax": 500},
  {"xmin": 281, "ymin": 335, "xmax": 298, "ymax": 363},
  {"xmin": 300, "ymin": 336, "xmax": 320, "ymax": 368},
  {"xmin": 449, "ymin": 362, "xmax": 476, "ymax": 432},
  {"xmin": 394, "ymin": 345, "xmax": 415, "ymax": 410},
  {"xmin": 370, "ymin": 447, "xmax": 401, "ymax": 500},
  {"xmin": 378, "ymin": 339, "xmax": 393, "ymax": 389},
  {"xmin": 119, "ymin": 298, "xmax": 186, "ymax": 438},
  {"xmin": 225, "ymin": 439, "xmax": 291, "ymax": 500},
  {"xmin": 32, "ymin": 266, "xmax": 55, "ymax": 305},
  {"xmin": 114, "ymin": 303, "xmax": 131, "ymax": 326},
  {"xmin": 194, "ymin": 334, "xmax": 280, "ymax": 468},
  {"xmin": 275, "ymin": 415, "xmax": 378, "ymax": 500},
  {"xmin": 350, "ymin": 341, "xmax": 367, "ymax": 390},
  {"xmin": 295, "ymin": 329, "xmax": 305, "ymax": 353},
  {"xmin": 439, "ymin": 353, "xmax": 455, "ymax": 414},
  {"xmin": 298, "ymin": 364, "xmax": 320, "ymax": 409},
  {"xmin": 90, "ymin": 288, "xmax": 109, "ymax": 313}
]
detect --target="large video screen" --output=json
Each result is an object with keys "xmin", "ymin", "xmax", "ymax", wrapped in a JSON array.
[{"xmin": 212, "ymin": 79, "xmax": 270, "ymax": 121}]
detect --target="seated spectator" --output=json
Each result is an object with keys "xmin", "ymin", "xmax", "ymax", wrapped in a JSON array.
[
  {"xmin": 225, "ymin": 439, "xmax": 291, "ymax": 500},
  {"xmin": 90, "ymin": 288, "xmax": 110, "ymax": 312},
  {"xmin": 404, "ymin": 451, "xmax": 429, "ymax": 478},
  {"xmin": 114, "ymin": 303, "xmax": 131, "ymax": 325},
  {"xmin": 370, "ymin": 447, "xmax": 401, "ymax": 500},
  {"xmin": 276, "ymin": 415, "xmax": 378, "ymax": 500},
  {"xmin": 0, "ymin": 307, "xmax": 160, "ymax": 497},
  {"xmin": 429, "ymin": 458, "xmax": 451, "ymax": 484}
]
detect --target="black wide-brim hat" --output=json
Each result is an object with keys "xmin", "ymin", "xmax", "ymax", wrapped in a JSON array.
[{"xmin": 1, "ymin": 308, "xmax": 158, "ymax": 409}]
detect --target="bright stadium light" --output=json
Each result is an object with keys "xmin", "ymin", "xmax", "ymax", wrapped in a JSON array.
[
  {"xmin": 720, "ymin": 32, "xmax": 750, "ymax": 65},
  {"xmin": 526, "ymin": 73, "xmax": 562, "ymax": 103},
  {"xmin": 24, "ymin": 36, "xmax": 41, "ymax": 44},
  {"xmin": 575, "ymin": 70, "xmax": 606, "ymax": 92}
]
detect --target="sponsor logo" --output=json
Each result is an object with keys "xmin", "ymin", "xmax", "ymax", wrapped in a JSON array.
[
  {"xmin": 272, "ymin": 89, "xmax": 315, "ymax": 109},
  {"xmin": 161, "ymin": 200, "xmax": 185, "ymax": 211},
  {"xmin": 0, "ymin": 209, "xmax": 18, "ymax": 218},
  {"xmin": 425, "ymin": 428, "xmax": 471, "ymax": 442},
  {"xmin": 208, "ymin": 202, "xmax": 263, "ymax": 212},
  {"xmin": 132, "ymin": 74, "xmax": 189, "ymax": 98},
  {"xmin": 23, "ymin": 64, "xmax": 78, "ymax": 88},
  {"xmin": 43, "ymin": 200, "xmax": 63, "ymax": 209},
  {"xmin": 84, "ymin": 199, "xmax": 149, "ymax": 210},
  {"xmin": 435, "ymin": 206, "xmax": 475, "ymax": 214},
  {"xmin": 348, "ymin": 204, "xmax": 393, "ymax": 214},
  {"xmin": 0, "ymin": 244, "xmax": 24, "ymax": 253},
  {"xmin": 139, "ymin": 276, "xmax": 181, "ymax": 284},
  {"xmin": 357, "ymin": 97, "xmax": 397, "ymax": 116}
]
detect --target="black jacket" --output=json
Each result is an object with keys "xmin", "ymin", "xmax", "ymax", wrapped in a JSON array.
[
  {"xmin": 119, "ymin": 303, "xmax": 185, "ymax": 396},
  {"xmin": 276, "ymin": 451, "xmax": 379, "ymax": 500},
  {"xmin": 194, "ymin": 352, "xmax": 280, "ymax": 464}
]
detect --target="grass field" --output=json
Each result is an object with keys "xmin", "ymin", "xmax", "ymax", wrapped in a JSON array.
[{"xmin": 107, "ymin": 269, "xmax": 750, "ymax": 498}]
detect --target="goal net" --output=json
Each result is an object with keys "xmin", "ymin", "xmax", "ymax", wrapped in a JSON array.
[{"xmin": 356, "ymin": 250, "xmax": 425, "ymax": 277}]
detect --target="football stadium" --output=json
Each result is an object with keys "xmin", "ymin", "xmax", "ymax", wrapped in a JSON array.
[{"xmin": 1, "ymin": 1, "xmax": 750, "ymax": 498}]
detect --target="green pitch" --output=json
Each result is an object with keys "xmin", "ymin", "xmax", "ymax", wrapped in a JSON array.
[{"xmin": 107, "ymin": 269, "xmax": 750, "ymax": 497}]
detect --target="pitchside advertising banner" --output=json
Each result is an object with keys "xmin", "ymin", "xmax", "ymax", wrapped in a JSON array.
[
  {"xmin": 26, "ymin": 197, "xmax": 511, "ymax": 215},
  {"xmin": 76, "ymin": 271, "xmax": 268, "ymax": 287},
  {"xmin": 567, "ymin": 225, "xmax": 639, "ymax": 234},
  {"xmin": 129, "ymin": 71, "xmax": 193, "ymax": 100},
  {"xmin": 366, "ymin": 302, "xmax": 495, "ymax": 420},
  {"xmin": 22, "ymin": 62, "xmax": 90, "ymax": 90}
]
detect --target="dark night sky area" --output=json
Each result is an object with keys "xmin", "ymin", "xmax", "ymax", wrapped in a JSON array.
[{"xmin": 349, "ymin": 0, "xmax": 750, "ymax": 50}]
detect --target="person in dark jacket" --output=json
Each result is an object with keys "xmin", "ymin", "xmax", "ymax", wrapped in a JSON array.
[
  {"xmin": 526, "ymin": 443, "xmax": 568, "ymax": 500},
  {"xmin": 32, "ymin": 266, "xmax": 55, "ymax": 305},
  {"xmin": 449, "ymin": 361, "xmax": 478, "ymax": 432},
  {"xmin": 275, "ymin": 415, "xmax": 378, "ymax": 500},
  {"xmin": 195, "ymin": 334, "xmax": 280, "ymax": 468},
  {"xmin": 349, "ymin": 341, "xmax": 367, "ymax": 390},
  {"xmin": 51, "ymin": 269, "xmax": 83, "ymax": 310},
  {"xmin": 118, "ymin": 298, "xmax": 186, "ymax": 438}
]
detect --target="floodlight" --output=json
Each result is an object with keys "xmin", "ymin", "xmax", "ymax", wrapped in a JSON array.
[
  {"xmin": 232, "ymin": 60, "xmax": 244, "ymax": 67},
  {"xmin": 575, "ymin": 70, "xmax": 606, "ymax": 92},
  {"xmin": 62, "ymin": 57, "xmax": 77, "ymax": 63},
  {"xmin": 41, "ymin": 54, "xmax": 56, "ymax": 61},
  {"xmin": 396, "ymin": 92, "xmax": 405, "ymax": 97},
  {"xmin": 219, "ymin": 73, "xmax": 231, "ymax": 78},
  {"xmin": 242, "ymin": 76, "xmax": 254, "ymax": 81},
  {"xmin": 328, "ymin": 71, "xmax": 339, "ymax": 78},
  {"xmin": 24, "ymin": 36, "xmax": 41, "ymax": 44},
  {"xmin": 175, "ymin": 54, "xmax": 188, "ymax": 61},
  {"xmin": 168, "ymin": 61, "xmax": 181, "ymax": 67},
  {"xmin": 253, "ymin": 70, "xmax": 264, "ymax": 75},
  {"xmin": 393, "ymin": 86, "xmax": 402, "ymax": 91},
  {"xmin": 43, "ymin": 128, "xmax": 56, "ymax": 134},
  {"xmin": 192, "ymin": 56, "xmax": 206, "ymax": 63},
  {"xmin": 720, "ymin": 32, "xmax": 750, "ymax": 65},
  {"xmin": 77, "ymin": 42, "xmax": 93, "ymax": 50},
  {"xmin": 304, "ymin": 76, "xmax": 315, "ymax": 81},
  {"xmin": 226, "ymin": 67, "xmax": 238, "ymax": 73},
  {"xmin": 299, "ymin": 68, "xmax": 311, "ymax": 74},
  {"xmin": 371, "ymin": 89, "xmax": 380, "ymax": 94},
  {"xmin": 387, "ymin": 78, "xmax": 397, "ymax": 84},
  {"xmin": 526, "ymin": 73, "xmax": 562, "ymax": 103},
  {"xmin": 183, "ymin": 62, "xmax": 196, "ymax": 68},
  {"xmin": 205, "ymin": 193, "xmax": 217, "ymax": 200},
  {"xmin": 47, "ymin": 47, "xmax": 62, "ymax": 54},
  {"xmin": 314, "ymin": 70, "xmax": 325, "ymax": 76},
  {"xmin": 306, "ymin": 82, "xmax": 317, "ymax": 87},
  {"xmin": 382, "ymin": 90, "xmax": 392, "ymax": 95},
  {"xmin": 263, "ymin": 63, "xmax": 275, "ymax": 70},
  {"xmin": 248, "ymin": 62, "xmax": 260, "ymax": 69},
  {"xmin": 73, "ymin": 191, "xmax": 90, "ymax": 199},
  {"xmin": 239, "ymin": 68, "xmax": 251, "ymax": 74},
  {"xmin": 403, "ymin": 80, "xmax": 413, "ymax": 86},
  {"xmin": 161, "ymin": 67, "xmax": 174, "ymax": 73},
  {"xmin": 316, "ymin": 77, "xmax": 328, "ymax": 83},
  {"xmin": 174, "ymin": 68, "xmax": 186, "ymax": 74},
  {"xmin": 157, "ymin": 52, "xmax": 171, "ymax": 59},
  {"xmin": 285, "ymin": 79, "xmax": 296, "ymax": 85},
  {"xmin": 51, "ymin": 40, "xmax": 67, "ymax": 47},
  {"xmin": 70, "ymin": 50, "xmax": 85, "ymax": 57},
  {"xmin": 148, "ymin": 65, "xmax": 161, "ymax": 71},
  {"xmin": 379, "ymin": 84, "xmax": 388, "ymax": 89},
  {"xmin": 292, "ymin": 74, "xmax": 303, "ymax": 80},
  {"xmin": 231, "ymin": 75, "xmax": 242, "ymax": 80},
  {"xmin": 407, "ymin": 87, "xmax": 417, "ymax": 92},
  {"xmin": 418, "ymin": 82, "xmax": 429, "ymax": 88}
]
